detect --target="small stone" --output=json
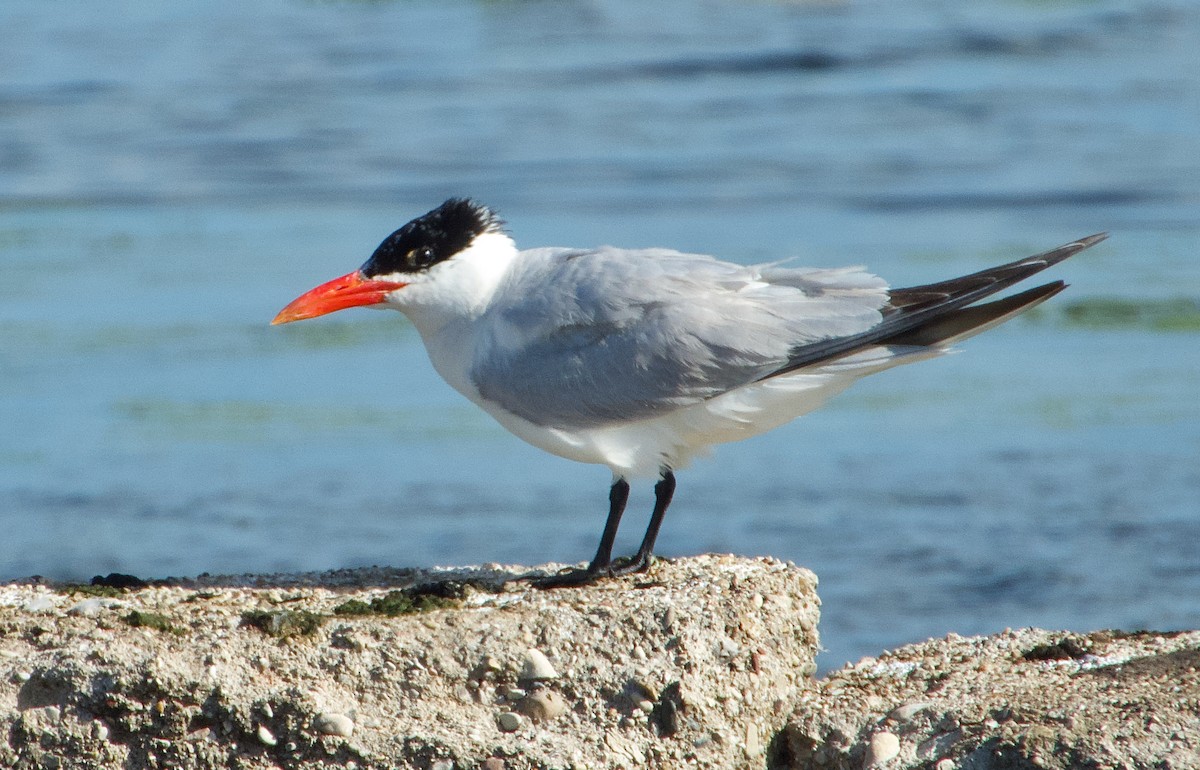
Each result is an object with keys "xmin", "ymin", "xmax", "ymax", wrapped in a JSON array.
[
  {"xmin": 519, "ymin": 648, "xmax": 558, "ymax": 680},
  {"xmin": 68, "ymin": 597, "xmax": 122, "ymax": 616},
  {"xmin": 745, "ymin": 721, "xmax": 761, "ymax": 756},
  {"xmin": 471, "ymin": 655, "xmax": 501, "ymax": 680},
  {"xmin": 92, "ymin": 721, "xmax": 110, "ymax": 741},
  {"xmin": 864, "ymin": 731, "xmax": 900, "ymax": 767},
  {"xmin": 497, "ymin": 711, "xmax": 524, "ymax": 732},
  {"xmin": 636, "ymin": 699, "xmax": 654, "ymax": 714},
  {"xmin": 504, "ymin": 687, "xmax": 527, "ymax": 701},
  {"xmin": 430, "ymin": 761, "xmax": 454, "ymax": 770},
  {"xmin": 516, "ymin": 690, "xmax": 567, "ymax": 722},
  {"xmin": 23, "ymin": 596, "xmax": 58, "ymax": 613},
  {"xmin": 627, "ymin": 679, "xmax": 657, "ymax": 702},
  {"xmin": 935, "ymin": 760, "xmax": 956, "ymax": 770},
  {"xmin": 14, "ymin": 671, "xmax": 32, "ymax": 683},
  {"xmin": 483, "ymin": 759, "xmax": 506, "ymax": 770},
  {"xmin": 313, "ymin": 712, "xmax": 354, "ymax": 738},
  {"xmin": 257, "ymin": 724, "xmax": 277, "ymax": 746},
  {"xmin": 888, "ymin": 701, "xmax": 933, "ymax": 723}
]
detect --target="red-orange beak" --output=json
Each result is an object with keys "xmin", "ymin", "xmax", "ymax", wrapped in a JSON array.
[{"xmin": 271, "ymin": 271, "xmax": 408, "ymax": 325}]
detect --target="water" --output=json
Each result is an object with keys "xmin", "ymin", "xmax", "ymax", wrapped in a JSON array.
[{"xmin": 2, "ymin": 0, "xmax": 1198, "ymax": 670}]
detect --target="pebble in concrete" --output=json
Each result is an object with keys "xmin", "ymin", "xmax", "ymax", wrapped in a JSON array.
[
  {"xmin": 516, "ymin": 690, "xmax": 566, "ymax": 722},
  {"xmin": 68, "ymin": 598, "xmax": 123, "ymax": 617},
  {"xmin": 888, "ymin": 701, "xmax": 933, "ymax": 723},
  {"xmin": 519, "ymin": 648, "xmax": 558, "ymax": 681},
  {"xmin": 257, "ymin": 724, "xmax": 277, "ymax": 747},
  {"xmin": 22, "ymin": 596, "xmax": 58, "ymax": 613},
  {"xmin": 497, "ymin": 711, "xmax": 524, "ymax": 732},
  {"xmin": 313, "ymin": 712, "xmax": 354, "ymax": 738},
  {"xmin": 864, "ymin": 731, "xmax": 900, "ymax": 767}
]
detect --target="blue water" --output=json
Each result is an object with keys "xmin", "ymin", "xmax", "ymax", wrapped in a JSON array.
[{"xmin": 2, "ymin": 0, "xmax": 1198, "ymax": 670}]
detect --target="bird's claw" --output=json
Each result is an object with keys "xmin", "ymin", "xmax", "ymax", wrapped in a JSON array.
[{"xmin": 529, "ymin": 555, "xmax": 655, "ymax": 589}]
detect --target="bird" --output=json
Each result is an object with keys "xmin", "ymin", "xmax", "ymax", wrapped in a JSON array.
[{"xmin": 272, "ymin": 198, "xmax": 1105, "ymax": 586}]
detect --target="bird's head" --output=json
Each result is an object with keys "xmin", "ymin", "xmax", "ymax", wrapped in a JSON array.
[{"xmin": 272, "ymin": 198, "xmax": 509, "ymax": 325}]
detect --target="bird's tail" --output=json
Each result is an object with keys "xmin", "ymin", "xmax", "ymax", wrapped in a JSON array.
[
  {"xmin": 880, "ymin": 280, "xmax": 1066, "ymax": 348},
  {"xmin": 761, "ymin": 233, "xmax": 1107, "ymax": 380}
]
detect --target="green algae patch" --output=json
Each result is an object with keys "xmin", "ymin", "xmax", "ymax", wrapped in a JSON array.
[
  {"xmin": 333, "ymin": 582, "xmax": 474, "ymax": 617},
  {"xmin": 1058, "ymin": 297, "xmax": 1200, "ymax": 332},
  {"xmin": 123, "ymin": 610, "xmax": 182, "ymax": 635},
  {"xmin": 114, "ymin": 398, "xmax": 490, "ymax": 443},
  {"xmin": 333, "ymin": 590, "xmax": 456, "ymax": 617},
  {"xmin": 56, "ymin": 584, "xmax": 127, "ymax": 599},
  {"xmin": 241, "ymin": 609, "xmax": 327, "ymax": 639},
  {"xmin": 57, "ymin": 573, "xmax": 148, "ymax": 598}
]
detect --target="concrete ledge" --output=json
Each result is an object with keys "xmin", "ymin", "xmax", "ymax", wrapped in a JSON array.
[
  {"xmin": 4, "ymin": 558, "xmax": 1197, "ymax": 769},
  {"xmin": 0, "ymin": 555, "xmax": 819, "ymax": 769}
]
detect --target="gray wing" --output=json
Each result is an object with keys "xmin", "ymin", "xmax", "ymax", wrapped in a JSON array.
[{"xmin": 470, "ymin": 246, "xmax": 889, "ymax": 427}]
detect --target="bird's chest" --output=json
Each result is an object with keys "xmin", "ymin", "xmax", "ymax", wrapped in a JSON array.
[{"xmin": 416, "ymin": 317, "xmax": 488, "ymax": 405}]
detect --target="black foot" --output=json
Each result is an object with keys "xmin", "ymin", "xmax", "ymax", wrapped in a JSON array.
[
  {"xmin": 530, "ymin": 567, "xmax": 604, "ymax": 589},
  {"xmin": 530, "ymin": 554, "xmax": 655, "ymax": 589},
  {"xmin": 607, "ymin": 552, "xmax": 655, "ymax": 577}
]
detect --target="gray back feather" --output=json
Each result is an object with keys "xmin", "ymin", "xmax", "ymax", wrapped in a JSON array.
[{"xmin": 470, "ymin": 247, "xmax": 888, "ymax": 427}]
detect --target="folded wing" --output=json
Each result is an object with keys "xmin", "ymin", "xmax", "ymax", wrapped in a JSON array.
[
  {"xmin": 470, "ymin": 235, "xmax": 1105, "ymax": 429},
  {"xmin": 471, "ymin": 247, "xmax": 889, "ymax": 427}
]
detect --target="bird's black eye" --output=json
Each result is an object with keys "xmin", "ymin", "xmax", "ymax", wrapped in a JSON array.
[
  {"xmin": 409, "ymin": 246, "xmax": 436, "ymax": 268},
  {"xmin": 363, "ymin": 199, "xmax": 503, "ymax": 278}
]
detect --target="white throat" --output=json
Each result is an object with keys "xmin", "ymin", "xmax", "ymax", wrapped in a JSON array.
[{"xmin": 385, "ymin": 230, "xmax": 518, "ymax": 338}]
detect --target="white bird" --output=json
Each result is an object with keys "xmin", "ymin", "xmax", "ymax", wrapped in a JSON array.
[{"xmin": 273, "ymin": 198, "xmax": 1105, "ymax": 585}]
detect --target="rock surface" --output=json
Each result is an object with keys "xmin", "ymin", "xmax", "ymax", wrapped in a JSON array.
[
  {"xmin": 2, "ymin": 557, "xmax": 1198, "ymax": 769},
  {"xmin": 783, "ymin": 627, "xmax": 1200, "ymax": 769},
  {"xmin": 0, "ymin": 555, "xmax": 818, "ymax": 769}
]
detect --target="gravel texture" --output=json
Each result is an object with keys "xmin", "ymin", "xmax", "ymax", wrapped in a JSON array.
[
  {"xmin": 783, "ymin": 627, "xmax": 1200, "ymax": 769},
  {"xmin": 3, "ymin": 556, "xmax": 1197, "ymax": 769},
  {"xmin": 0, "ymin": 555, "xmax": 818, "ymax": 769}
]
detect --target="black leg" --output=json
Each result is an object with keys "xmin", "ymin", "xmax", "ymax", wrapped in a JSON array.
[
  {"xmin": 533, "ymin": 477, "xmax": 630, "ymax": 588},
  {"xmin": 587, "ymin": 478, "xmax": 631, "ymax": 572},
  {"xmin": 609, "ymin": 469, "xmax": 675, "ymax": 576}
]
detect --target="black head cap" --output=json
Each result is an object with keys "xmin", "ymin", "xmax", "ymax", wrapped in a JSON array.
[{"xmin": 361, "ymin": 199, "xmax": 505, "ymax": 278}]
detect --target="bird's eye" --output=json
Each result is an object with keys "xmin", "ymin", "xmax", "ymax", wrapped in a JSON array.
[{"xmin": 409, "ymin": 246, "xmax": 436, "ymax": 268}]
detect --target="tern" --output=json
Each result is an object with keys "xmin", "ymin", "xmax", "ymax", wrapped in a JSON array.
[{"xmin": 273, "ymin": 198, "xmax": 1105, "ymax": 585}]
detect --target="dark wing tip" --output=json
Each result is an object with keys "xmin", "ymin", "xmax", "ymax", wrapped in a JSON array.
[
  {"xmin": 760, "ymin": 232, "xmax": 1106, "ymax": 380},
  {"xmin": 1013, "ymin": 231, "xmax": 1109, "ymax": 271},
  {"xmin": 1044, "ymin": 231, "xmax": 1108, "ymax": 262}
]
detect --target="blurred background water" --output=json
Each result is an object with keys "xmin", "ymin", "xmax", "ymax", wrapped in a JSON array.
[{"xmin": 2, "ymin": 0, "xmax": 1198, "ymax": 670}]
